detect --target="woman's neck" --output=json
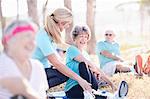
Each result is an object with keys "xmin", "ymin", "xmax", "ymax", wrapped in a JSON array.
[
  {"xmin": 5, "ymin": 50, "xmax": 32, "ymax": 79},
  {"xmin": 74, "ymin": 44, "xmax": 84, "ymax": 52},
  {"xmin": 5, "ymin": 50, "xmax": 28, "ymax": 65}
]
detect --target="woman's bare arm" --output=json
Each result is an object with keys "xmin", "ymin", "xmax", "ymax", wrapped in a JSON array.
[
  {"xmin": 0, "ymin": 77, "xmax": 40, "ymax": 99},
  {"xmin": 47, "ymin": 54, "xmax": 92, "ymax": 92}
]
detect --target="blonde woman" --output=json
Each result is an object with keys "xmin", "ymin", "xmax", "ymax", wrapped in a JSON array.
[
  {"xmin": 32, "ymin": 8, "xmax": 92, "ymax": 93},
  {"xmin": 0, "ymin": 20, "xmax": 48, "ymax": 99}
]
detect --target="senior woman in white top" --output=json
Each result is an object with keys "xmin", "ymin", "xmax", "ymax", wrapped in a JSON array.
[{"xmin": 0, "ymin": 20, "xmax": 48, "ymax": 99}]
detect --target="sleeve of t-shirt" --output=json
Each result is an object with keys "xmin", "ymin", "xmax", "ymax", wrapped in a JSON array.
[
  {"xmin": 36, "ymin": 30, "xmax": 55, "ymax": 56},
  {"xmin": 32, "ymin": 60, "xmax": 48, "ymax": 98},
  {"xmin": 67, "ymin": 46, "xmax": 80, "ymax": 60},
  {"xmin": 83, "ymin": 51, "xmax": 91, "ymax": 61},
  {"xmin": 96, "ymin": 41, "xmax": 105, "ymax": 54},
  {"xmin": 116, "ymin": 43, "xmax": 121, "ymax": 55}
]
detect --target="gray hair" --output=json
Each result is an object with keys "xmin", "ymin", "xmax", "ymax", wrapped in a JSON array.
[{"xmin": 72, "ymin": 25, "xmax": 91, "ymax": 41}]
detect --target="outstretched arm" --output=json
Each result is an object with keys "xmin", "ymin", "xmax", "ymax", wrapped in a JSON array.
[
  {"xmin": 47, "ymin": 54, "xmax": 92, "ymax": 92},
  {"xmin": 0, "ymin": 77, "xmax": 40, "ymax": 99},
  {"xmin": 100, "ymin": 50, "xmax": 123, "ymax": 62}
]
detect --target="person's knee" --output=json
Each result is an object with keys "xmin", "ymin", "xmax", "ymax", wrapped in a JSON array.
[
  {"xmin": 79, "ymin": 62, "xmax": 86, "ymax": 67},
  {"xmin": 79, "ymin": 62, "xmax": 87, "ymax": 70},
  {"xmin": 116, "ymin": 64, "xmax": 124, "ymax": 71},
  {"xmin": 116, "ymin": 64, "xmax": 130, "ymax": 72}
]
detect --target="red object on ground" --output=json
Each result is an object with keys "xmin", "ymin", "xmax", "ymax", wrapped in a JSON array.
[
  {"xmin": 134, "ymin": 55, "xmax": 143, "ymax": 75},
  {"xmin": 143, "ymin": 55, "xmax": 150, "ymax": 75}
]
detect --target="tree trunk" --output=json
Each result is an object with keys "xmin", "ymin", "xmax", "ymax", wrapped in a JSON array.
[
  {"xmin": 86, "ymin": 0, "xmax": 96, "ymax": 54},
  {"xmin": 42, "ymin": 0, "xmax": 48, "ymax": 24},
  {"xmin": 0, "ymin": 0, "xmax": 5, "ymax": 35},
  {"xmin": 140, "ymin": 0, "xmax": 150, "ymax": 37},
  {"xmin": 140, "ymin": 6, "xmax": 144, "ymax": 37},
  {"xmin": 0, "ymin": 0, "xmax": 2, "ymax": 32},
  {"xmin": 64, "ymin": 0, "xmax": 73, "ymax": 45},
  {"xmin": 27, "ymin": 0, "xmax": 39, "ymax": 26},
  {"xmin": 16, "ymin": 0, "xmax": 19, "ymax": 20}
]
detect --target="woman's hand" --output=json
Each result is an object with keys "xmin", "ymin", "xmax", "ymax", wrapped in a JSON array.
[
  {"xmin": 110, "ymin": 83, "xmax": 117, "ymax": 92},
  {"xmin": 93, "ymin": 70, "xmax": 104, "ymax": 80},
  {"xmin": 98, "ymin": 73, "xmax": 117, "ymax": 92},
  {"xmin": 77, "ymin": 77, "xmax": 92, "ymax": 93}
]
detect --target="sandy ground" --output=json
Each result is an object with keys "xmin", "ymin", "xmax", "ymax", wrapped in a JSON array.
[
  {"xmin": 107, "ymin": 73, "xmax": 150, "ymax": 99},
  {"xmin": 49, "ymin": 73, "xmax": 150, "ymax": 99}
]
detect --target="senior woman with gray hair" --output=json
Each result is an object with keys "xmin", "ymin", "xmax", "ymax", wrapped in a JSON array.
[{"xmin": 0, "ymin": 20, "xmax": 48, "ymax": 99}]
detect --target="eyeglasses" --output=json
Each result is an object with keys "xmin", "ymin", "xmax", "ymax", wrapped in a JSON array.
[{"xmin": 105, "ymin": 33, "xmax": 112, "ymax": 36}]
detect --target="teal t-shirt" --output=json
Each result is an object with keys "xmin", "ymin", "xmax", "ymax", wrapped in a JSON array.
[
  {"xmin": 65, "ymin": 45, "xmax": 90, "ymax": 91},
  {"xmin": 96, "ymin": 40, "xmax": 120, "ymax": 69},
  {"xmin": 32, "ymin": 27, "xmax": 58, "ymax": 68}
]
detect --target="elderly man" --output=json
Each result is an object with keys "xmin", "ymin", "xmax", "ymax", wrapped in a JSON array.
[{"xmin": 96, "ymin": 30, "xmax": 131, "ymax": 76}]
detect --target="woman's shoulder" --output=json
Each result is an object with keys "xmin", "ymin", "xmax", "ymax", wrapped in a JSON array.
[
  {"xmin": 67, "ymin": 45, "xmax": 78, "ymax": 51},
  {"xmin": 0, "ymin": 53, "xmax": 15, "ymax": 66},
  {"xmin": 68, "ymin": 45, "xmax": 77, "ymax": 49},
  {"xmin": 30, "ymin": 59, "xmax": 43, "ymax": 66},
  {"xmin": 36, "ymin": 27, "xmax": 53, "ymax": 42},
  {"xmin": 37, "ymin": 27, "xmax": 47, "ymax": 36},
  {"xmin": 30, "ymin": 59, "xmax": 44, "ymax": 70},
  {"xmin": 0, "ymin": 53, "xmax": 22, "ymax": 78}
]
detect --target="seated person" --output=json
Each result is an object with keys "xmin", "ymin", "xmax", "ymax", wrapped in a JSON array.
[
  {"xmin": 134, "ymin": 54, "xmax": 150, "ymax": 76},
  {"xmin": 96, "ymin": 29, "xmax": 131, "ymax": 76},
  {"xmin": 65, "ymin": 25, "xmax": 116, "ymax": 99},
  {"xmin": 0, "ymin": 20, "xmax": 48, "ymax": 99}
]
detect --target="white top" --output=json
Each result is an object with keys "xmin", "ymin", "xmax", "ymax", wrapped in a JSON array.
[{"xmin": 0, "ymin": 53, "xmax": 48, "ymax": 99}]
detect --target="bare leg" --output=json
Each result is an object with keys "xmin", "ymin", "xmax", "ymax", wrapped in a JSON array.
[{"xmin": 116, "ymin": 64, "xmax": 131, "ymax": 73}]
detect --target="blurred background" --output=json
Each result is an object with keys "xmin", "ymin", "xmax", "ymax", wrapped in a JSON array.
[{"xmin": 0, "ymin": 0, "xmax": 150, "ymax": 55}]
